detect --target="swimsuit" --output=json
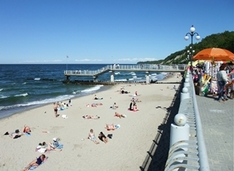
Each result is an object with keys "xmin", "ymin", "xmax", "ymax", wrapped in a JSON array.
[
  {"xmin": 98, "ymin": 134, "xmax": 106, "ymax": 141},
  {"xmin": 36, "ymin": 157, "xmax": 43, "ymax": 165},
  {"xmin": 89, "ymin": 134, "xmax": 96, "ymax": 141}
]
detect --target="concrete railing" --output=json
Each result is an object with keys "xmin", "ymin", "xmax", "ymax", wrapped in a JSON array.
[{"xmin": 164, "ymin": 70, "xmax": 210, "ymax": 171}]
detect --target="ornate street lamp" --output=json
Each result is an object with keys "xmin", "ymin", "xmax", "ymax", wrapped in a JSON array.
[{"xmin": 184, "ymin": 25, "xmax": 200, "ymax": 73}]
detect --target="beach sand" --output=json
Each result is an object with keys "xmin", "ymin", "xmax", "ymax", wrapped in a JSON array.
[{"xmin": 0, "ymin": 73, "xmax": 182, "ymax": 171}]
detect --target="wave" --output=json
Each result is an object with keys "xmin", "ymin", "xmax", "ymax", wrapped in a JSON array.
[
  {"xmin": 0, "ymin": 95, "xmax": 9, "ymax": 99},
  {"xmin": 81, "ymin": 85, "xmax": 104, "ymax": 93},
  {"xmin": 0, "ymin": 85, "xmax": 103, "ymax": 113},
  {"xmin": 14, "ymin": 93, "xmax": 28, "ymax": 97},
  {"xmin": 115, "ymin": 79, "xmax": 127, "ymax": 82},
  {"xmin": 26, "ymin": 77, "xmax": 59, "ymax": 82},
  {"xmin": 1, "ymin": 94, "xmax": 75, "ymax": 111},
  {"xmin": 0, "ymin": 88, "xmax": 3, "ymax": 91}
]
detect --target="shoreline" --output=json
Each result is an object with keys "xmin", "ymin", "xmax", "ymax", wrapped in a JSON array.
[
  {"xmin": 0, "ymin": 72, "xmax": 178, "ymax": 120},
  {"xmin": 0, "ymin": 73, "xmax": 182, "ymax": 171}
]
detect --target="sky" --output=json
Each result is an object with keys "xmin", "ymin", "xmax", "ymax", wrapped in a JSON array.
[{"xmin": 0, "ymin": 0, "xmax": 233, "ymax": 64}]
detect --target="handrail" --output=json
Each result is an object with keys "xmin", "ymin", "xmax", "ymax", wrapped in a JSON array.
[
  {"xmin": 164, "ymin": 71, "xmax": 210, "ymax": 171},
  {"xmin": 64, "ymin": 64, "xmax": 187, "ymax": 77},
  {"xmin": 190, "ymin": 74, "xmax": 210, "ymax": 171}
]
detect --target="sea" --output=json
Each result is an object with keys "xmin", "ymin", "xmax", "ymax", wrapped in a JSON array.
[{"xmin": 0, "ymin": 64, "xmax": 168, "ymax": 119}]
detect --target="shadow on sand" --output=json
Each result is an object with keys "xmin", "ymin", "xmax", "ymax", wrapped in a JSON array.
[{"xmin": 140, "ymin": 83, "xmax": 182, "ymax": 171}]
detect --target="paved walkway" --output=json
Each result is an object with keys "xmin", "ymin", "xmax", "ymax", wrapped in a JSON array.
[{"xmin": 196, "ymin": 95, "xmax": 234, "ymax": 171}]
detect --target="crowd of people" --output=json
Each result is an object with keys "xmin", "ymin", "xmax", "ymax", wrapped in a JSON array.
[
  {"xmin": 192, "ymin": 61, "xmax": 234, "ymax": 102},
  {"xmin": 86, "ymin": 89, "xmax": 140, "ymax": 145}
]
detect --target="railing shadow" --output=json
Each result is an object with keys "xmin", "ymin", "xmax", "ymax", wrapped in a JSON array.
[{"xmin": 140, "ymin": 82, "xmax": 183, "ymax": 171}]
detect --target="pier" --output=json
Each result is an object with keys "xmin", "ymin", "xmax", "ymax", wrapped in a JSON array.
[{"xmin": 64, "ymin": 64, "xmax": 186, "ymax": 84}]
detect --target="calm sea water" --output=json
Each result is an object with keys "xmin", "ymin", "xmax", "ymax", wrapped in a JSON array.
[{"xmin": 0, "ymin": 64, "xmax": 167, "ymax": 119}]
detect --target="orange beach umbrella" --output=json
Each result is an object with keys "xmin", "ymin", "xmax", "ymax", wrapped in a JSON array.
[{"xmin": 193, "ymin": 48, "xmax": 234, "ymax": 61}]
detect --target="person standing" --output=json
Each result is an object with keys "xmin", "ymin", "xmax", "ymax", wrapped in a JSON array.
[
  {"xmin": 217, "ymin": 64, "xmax": 228, "ymax": 102},
  {"xmin": 53, "ymin": 102, "xmax": 59, "ymax": 117}
]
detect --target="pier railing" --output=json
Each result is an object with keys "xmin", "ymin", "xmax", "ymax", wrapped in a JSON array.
[
  {"xmin": 64, "ymin": 64, "xmax": 187, "ymax": 77},
  {"xmin": 164, "ymin": 71, "xmax": 210, "ymax": 171}
]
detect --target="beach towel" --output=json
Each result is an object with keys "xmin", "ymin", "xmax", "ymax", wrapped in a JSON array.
[
  {"xmin": 128, "ymin": 108, "xmax": 138, "ymax": 112},
  {"xmin": 25, "ymin": 133, "xmax": 31, "ymax": 136},
  {"xmin": 29, "ymin": 166, "xmax": 37, "ymax": 170}
]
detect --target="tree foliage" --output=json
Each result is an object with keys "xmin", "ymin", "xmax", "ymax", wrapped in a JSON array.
[{"xmin": 137, "ymin": 31, "xmax": 234, "ymax": 65}]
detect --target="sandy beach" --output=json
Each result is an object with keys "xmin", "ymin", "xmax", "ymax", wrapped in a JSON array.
[{"xmin": 0, "ymin": 73, "xmax": 182, "ymax": 171}]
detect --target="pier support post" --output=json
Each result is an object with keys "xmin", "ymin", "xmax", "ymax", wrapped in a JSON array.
[
  {"xmin": 93, "ymin": 76, "xmax": 98, "ymax": 82},
  {"xmin": 110, "ymin": 71, "xmax": 114, "ymax": 82},
  {"xmin": 146, "ymin": 72, "xmax": 150, "ymax": 84}
]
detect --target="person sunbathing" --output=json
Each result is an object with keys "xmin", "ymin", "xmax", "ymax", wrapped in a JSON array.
[
  {"xmin": 105, "ymin": 124, "xmax": 120, "ymax": 131},
  {"xmin": 98, "ymin": 132, "xmax": 108, "ymax": 143},
  {"xmin": 4, "ymin": 129, "xmax": 24, "ymax": 139},
  {"xmin": 129, "ymin": 102, "xmax": 138, "ymax": 111},
  {"xmin": 23, "ymin": 154, "xmax": 47, "ymax": 171},
  {"xmin": 36, "ymin": 142, "xmax": 53, "ymax": 153},
  {"xmin": 121, "ymin": 89, "xmax": 130, "ymax": 94},
  {"xmin": 87, "ymin": 129, "xmax": 100, "ymax": 144},
  {"xmin": 114, "ymin": 112, "xmax": 126, "ymax": 118},
  {"xmin": 110, "ymin": 102, "xmax": 118, "ymax": 109},
  {"xmin": 133, "ymin": 102, "xmax": 138, "ymax": 111},
  {"xmin": 94, "ymin": 95, "xmax": 103, "ymax": 100},
  {"xmin": 50, "ymin": 138, "xmax": 63, "ymax": 150},
  {"xmin": 91, "ymin": 103, "xmax": 103, "ymax": 107},
  {"xmin": 23, "ymin": 125, "xmax": 31, "ymax": 134},
  {"xmin": 82, "ymin": 115, "xmax": 100, "ymax": 119}
]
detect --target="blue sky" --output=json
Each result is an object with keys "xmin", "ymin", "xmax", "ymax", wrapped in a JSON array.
[{"xmin": 0, "ymin": 0, "xmax": 233, "ymax": 64}]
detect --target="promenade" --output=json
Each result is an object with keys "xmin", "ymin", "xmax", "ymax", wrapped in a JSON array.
[{"xmin": 196, "ymin": 95, "xmax": 234, "ymax": 171}]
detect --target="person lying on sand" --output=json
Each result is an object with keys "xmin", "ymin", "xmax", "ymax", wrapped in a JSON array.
[
  {"xmin": 23, "ymin": 154, "xmax": 47, "ymax": 171},
  {"xmin": 92, "ymin": 103, "xmax": 103, "ymax": 107},
  {"xmin": 23, "ymin": 125, "xmax": 31, "ymax": 134},
  {"xmin": 82, "ymin": 115, "xmax": 100, "ymax": 119},
  {"xmin": 98, "ymin": 132, "xmax": 108, "ymax": 143},
  {"xmin": 4, "ymin": 129, "xmax": 24, "ymax": 139},
  {"xmin": 36, "ymin": 142, "xmax": 53, "ymax": 153},
  {"xmin": 114, "ymin": 112, "xmax": 126, "ymax": 118},
  {"xmin": 94, "ymin": 94, "xmax": 103, "ymax": 100},
  {"xmin": 110, "ymin": 102, "xmax": 118, "ymax": 109},
  {"xmin": 50, "ymin": 138, "xmax": 63, "ymax": 150},
  {"xmin": 87, "ymin": 129, "xmax": 99, "ymax": 144},
  {"xmin": 105, "ymin": 124, "xmax": 120, "ymax": 131},
  {"xmin": 86, "ymin": 103, "xmax": 103, "ymax": 107}
]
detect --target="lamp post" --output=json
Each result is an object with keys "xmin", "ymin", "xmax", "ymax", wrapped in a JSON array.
[
  {"xmin": 187, "ymin": 46, "xmax": 195, "ymax": 63},
  {"xmin": 184, "ymin": 25, "xmax": 200, "ymax": 73}
]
